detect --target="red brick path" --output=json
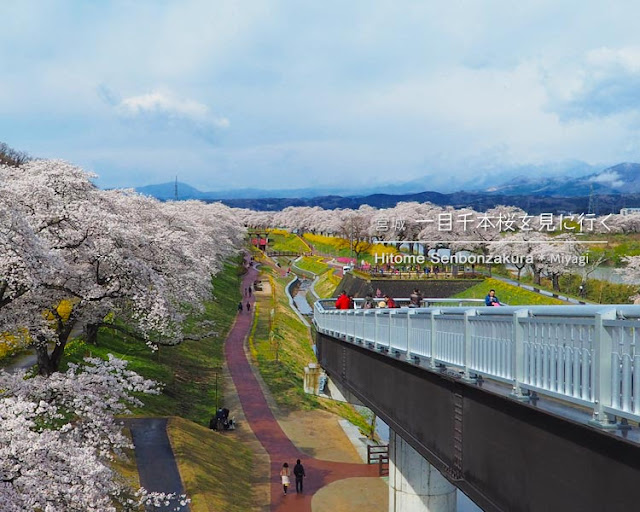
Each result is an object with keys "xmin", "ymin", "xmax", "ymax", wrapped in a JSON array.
[{"xmin": 225, "ymin": 256, "xmax": 378, "ymax": 511}]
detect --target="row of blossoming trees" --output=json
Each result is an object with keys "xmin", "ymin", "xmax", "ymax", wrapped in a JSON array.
[
  {"xmin": 237, "ymin": 203, "xmax": 640, "ymax": 291},
  {"xmin": 0, "ymin": 160, "xmax": 244, "ymax": 510}
]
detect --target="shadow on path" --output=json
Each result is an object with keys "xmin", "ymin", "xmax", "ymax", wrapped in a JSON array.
[{"xmin": 125, "ymin": 418, "xmax": 190, "ymax": 512}]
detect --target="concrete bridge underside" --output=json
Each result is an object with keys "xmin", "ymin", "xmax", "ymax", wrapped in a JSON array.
[{"xmin": 317, "ymin": 332, "xmax": 640, "ymax": 512}]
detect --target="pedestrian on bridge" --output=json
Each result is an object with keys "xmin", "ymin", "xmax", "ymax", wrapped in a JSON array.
[
  {"xmin": 409, "ymin": 288, "xmax": 423, "ymax": 307},
  {"xmin": 293, "ymin": 459, "xmax": 306, "ymax": 493},
  {"xmin": 335, "ymin": 291, "xmax": 350, "ymax": 309},
  {"xmin": 485, "ymin": 289, "xmax": 501, "ymax": 306}
]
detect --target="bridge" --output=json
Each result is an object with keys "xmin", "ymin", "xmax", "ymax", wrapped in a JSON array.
[{"xmin": 313, "ymin": 299, "xmax": 640, "ymax": 512}]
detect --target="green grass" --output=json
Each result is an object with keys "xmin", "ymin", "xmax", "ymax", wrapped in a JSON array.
[
  {"xmin": 453, "ymin": 278, "xmax": 566, "ymax": 306},
  {"xmin": 501, "ymin": 270, "xmax": 637, "ymax": 304},
  {"xmin": 249, "ymin": 267, "xmax": 370, "ymax": 434},
  {"xmin": 62, "ymin": 258, "xmax": 244, "ymax": 426},
  {"xmin": 296, "ymin": 256, "xmax": 331, "ymax": 275},
  {"xmin": 167, "ymin": 417, "xmax": 254, "ymax": 512},
  {"xmin": 558, "ymin": 273, "xmax": 636, "ymax": 304},
  {"xmin": 303, "ymin": 234, "xmax": 354, "ymax": 259},
  {"xmin": 59, "ymin": 257, "xmax": 255, "ymax": 511},
  {"xmin": 314, "ymin": 270, "xmax": 340, "ymax": 298},
  {"xmin": 303, "ymin": 233, "xmax": 399, "ymax": 264},
  {"xmin": 267, "ymin": 229, "xmax": 310, "ymax": 253},
  {"xmin": 250, "ymin": 267, "xmax": 317, "ymax": 410}
]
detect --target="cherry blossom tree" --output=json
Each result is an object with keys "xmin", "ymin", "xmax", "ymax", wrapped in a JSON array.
[
  {"xmin": 615, "ymin": 255, "xmax": 640, "ymax": 299},
  {"xmin": 373, "ymin": 202, "xmax": 434, "ymax": 254},
  {"xmin": 0, "ymin": 355, "xmax": 187, "ymax": 511},
  {"xmin": 530, "ymin": 234, "xmax": 579, "ymax": 291},
  {"xmin": 0, "ymin": 160, "xmax": 244, "ymax": 374}
]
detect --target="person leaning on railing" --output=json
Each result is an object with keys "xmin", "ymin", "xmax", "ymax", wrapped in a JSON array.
[
  {"xmin": 485, "ymin": 289, "xmax": 501, "ymax": 307},
  {"xmin": 335, "ymin": 291, "xmax": 350, "ymax": 309},
  {"xmin": 409, "ymin": 288, "xmax": 423, "ymax": 307}
]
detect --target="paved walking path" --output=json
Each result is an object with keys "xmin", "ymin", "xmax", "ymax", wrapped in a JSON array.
[
  {"xmin": 126, "ymin": 418, "xmax": 190, "ymax": 512},
  {"xmin": 226, "ymin": 256, "xmax": 378, "ymax": 511}
]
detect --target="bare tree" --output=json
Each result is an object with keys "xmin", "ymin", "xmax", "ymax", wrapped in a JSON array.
[{"xmin": 0, "ymin": 141, "xmax": 31, "ymax": 167}]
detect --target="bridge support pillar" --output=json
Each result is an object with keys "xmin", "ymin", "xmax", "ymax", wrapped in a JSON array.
[{"xmin": 388, "ymin": 430, "xmax": 456, "ymax": 512}]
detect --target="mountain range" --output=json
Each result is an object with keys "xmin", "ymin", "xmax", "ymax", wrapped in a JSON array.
[
  {"xmin": 134, "ymin": 162, "xmax": 640, "ymax": 213},
  {"xmin": 483, "ymin": 163, "xmax": 640, "ymax": 196}
]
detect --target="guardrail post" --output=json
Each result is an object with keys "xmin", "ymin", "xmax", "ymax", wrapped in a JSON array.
[
  {"xmin": 407, "ymin": 309, "xmax": 415, "ymax": 361},
  {"xmin": 511, "ymin": 309, "xmax": 530, "ymax": 400},
  {"xmin": 589, "ymin": 309, "xmax": 617, "ymax": 429},
  {"xmin": 429, "ymin": 309, "xmax": 440, "ymax": 369},
  {"xmin": 462, "ymin": 309, "xmax": 477, "ymax": 382}
]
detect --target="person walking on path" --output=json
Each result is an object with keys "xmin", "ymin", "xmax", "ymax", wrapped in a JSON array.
[
  {"xmin": 226, "ymin": 252, "xmax": 380, "ymax": 511},
  {"xmin": 237, "ymin": 301, "xmax": 243, "ymax": 313},
  {"xmin": 280, "ymin": 463, "xmax": 290, "ymax": 495},
  {"xmin": 246, "ymin": 302, "xmax": 251, "ymax": 312},
  {"xmin": 293, "ymin": 459, "xmax": 306, "ymax": 494}
]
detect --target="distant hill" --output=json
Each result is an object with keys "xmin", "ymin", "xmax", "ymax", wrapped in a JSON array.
[
  {"xmin": 136, "ymin": 182, "xmax": 208, "ymax": 201},
  {"xmin": 213, "ymin": 190, "xmax": 638, "ymax": 214},
  {"xmin": 135, "ymin": 181, "xmax": 405, "ymax": 201},
  {"xmin": 134, "ymin": 162, "xmax": 640, "ymax": 213}
]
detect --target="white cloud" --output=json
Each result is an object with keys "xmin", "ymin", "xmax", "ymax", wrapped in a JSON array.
[
  {"xmin": 6, "ymin": 1, "xmax": 640, "ymax": 190},
  {"xmin": 116, "ymin": 91, "xmax": 229, "ymax": 128},
  {"xmin": 586, "ymin": 47, "xmax": 640, "ymax": 73},
  {"xmin": 589, "ymin": 170, "xmax": 624, "ymax": 188}
]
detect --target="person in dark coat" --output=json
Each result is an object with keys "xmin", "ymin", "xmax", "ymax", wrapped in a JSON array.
[{"xmin": 293, "ymin": 459, "xmax": 306, "ymax": 493}]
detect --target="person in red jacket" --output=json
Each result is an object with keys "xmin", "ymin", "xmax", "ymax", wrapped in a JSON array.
[
  {"xmin": 335, "ymin": 291, "xmax": 350, "ymax": 309},
  {"xmin": 385, "ymin": 295, "xmax": 397, "ymax": 308}
]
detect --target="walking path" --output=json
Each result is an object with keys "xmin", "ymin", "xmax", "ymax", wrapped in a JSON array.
[
  {"xmin": 226, "ymin": 256, "xmax": 379, "ymax": 511},
  {"xmin": 126, "ymin": 418, "xmax": 190, "ymax": 512}
]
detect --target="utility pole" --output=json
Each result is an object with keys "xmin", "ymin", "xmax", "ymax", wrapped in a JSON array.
[{"xmin": 215, "ymin": 372, "xmax": 219, "ymax": 410}]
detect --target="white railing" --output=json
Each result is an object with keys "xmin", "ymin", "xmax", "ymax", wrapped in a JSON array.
[{"xmin": 313, "ymin": 299, "xmax": 640, "ymax": 426}]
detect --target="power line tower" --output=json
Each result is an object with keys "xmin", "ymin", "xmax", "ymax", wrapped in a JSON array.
[
  {"xmin": 174, "ymin": 176, "xmax": 178, "ymax": 201},
  {"xmin": 587, "ymin": 184, "xmax": 595, "ymax": 215}
]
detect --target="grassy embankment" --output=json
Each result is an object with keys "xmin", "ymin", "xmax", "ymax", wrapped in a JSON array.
[
  {"xmin": 295, "ymin": 255, "xmax": 340, "ymax": 299},
  {"xmin": 250, "ymin": 261, "xmax": 371, "ymax": 434},
  {"xmin": 315, "ymin": 271, "xmax": 341, "ymax": 298},
  {"xmin": 267, "ymin": 228, "xmax": 311, "ymax": 253},
  {"xmin": 489, "ymin": 264, "xmax": 637, "ymax": 304},
  {"xmin": 453, "ymin": 278, "xmax": 565, "ymax": 306},
  {"xmin": 61, "ymin": 258, "xmax": 255, "ymax": 512},
  {"xmin": 577, "ymin": 231, "xmax": 640, "ymax": 265},
  {"xmin": 303, "ymin": 233, "xmax": 399, "ymax": 263},
  {"xmin": 295, "ymin": 255, "xmax": 332, "ymax": 275}
]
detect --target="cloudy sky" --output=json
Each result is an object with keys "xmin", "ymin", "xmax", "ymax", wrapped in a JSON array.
[{"xmin": 2, "ymin": 0, "xmax": 640, "ymax": 192}]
